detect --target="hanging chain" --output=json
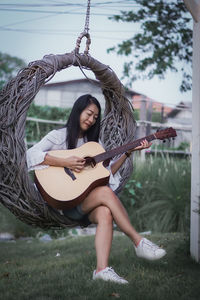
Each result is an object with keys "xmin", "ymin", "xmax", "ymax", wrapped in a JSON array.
[{"xmin": 74, "ymin": 0, "xmax": 91, "ymax": 55}]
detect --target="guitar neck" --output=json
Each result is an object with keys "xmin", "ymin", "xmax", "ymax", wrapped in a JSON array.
[{"xmin": 94, "ymin": 134, "xmax": 157, "ymax": 164}]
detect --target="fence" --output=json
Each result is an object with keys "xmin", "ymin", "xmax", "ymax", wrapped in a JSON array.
[
  {"xmin": 26, "ymin": 115, "xmax": 192, "ymax": 158},
  {"xmin": 133, "ymin": 97, "xmax": 192, "ymax": 157}
]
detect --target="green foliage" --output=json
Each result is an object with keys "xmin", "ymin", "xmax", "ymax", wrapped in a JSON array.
[
  {"xmin": 133, "ymin": 109, "xmax": 140, "ymax": 120},
  {"xmin": 122, "ymin": 179, "xmax": 142, "ymax": 206},
  {"xmin": 133, "ymin": 109, "xmax": 162, "ymax": 122},
  {"xmin": 177, "ymin": 141, "xmax": 190, "ymax": 151},
  {"xmin": 26, "ymin": 103, "xmax": 71, "ymax": 143},
  {"xmin": 0, "ymin": 203, "xmax": 69, "ymax": 239},
  {"xmin": 120, "ymin": 156, "xmax": 191, "ymax": 233},
  {"xmin": 0, "ymin": 204, "xmax": 38, "ymax": 238},
  {"xmin": 108, "ymin": 0, "xmax": 192, "ymax": 92},
  {"xmin": 151, "ymin": 111, "xmax": 162, "ymax": 123},
  {"xmin": 27, "ymin": 103, "xmax": 71, "ymax": 120},
  {"xmin": 151, "ymin": 140, "xmax": 190, "ymax": 152},
  {"xmin": 0, "ymin": 52, "xmax": 26, "ymax": 90}
]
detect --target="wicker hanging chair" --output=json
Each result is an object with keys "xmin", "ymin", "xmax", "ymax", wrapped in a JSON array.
[{"xmin": 0, "ymin": 30, "xmax": 136, "ymax": 229}]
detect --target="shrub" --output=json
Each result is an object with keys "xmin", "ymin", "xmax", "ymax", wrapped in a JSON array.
[
  {"xmin": 120, "ymin": 155, "xmax": 191, "ymax": 233},
  {"xmin": 26, "ymin": 103, "xmax": 71, "ymax": 143}
]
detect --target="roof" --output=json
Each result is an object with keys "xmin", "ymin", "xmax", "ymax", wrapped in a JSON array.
[
  {"xmin": 42, "ymin": 78, "xmax": 139, "ymax": 97},
  {"xmin": 167, "ymin": 101, "xmax": 192, "ymax": 118},
  {"xmin": 132, "ymin": 94, "xmax": 173, "ymax": 115},
  {"xmin": 43, "ymin": 78, "xmax": 98, "ymax": 87}
]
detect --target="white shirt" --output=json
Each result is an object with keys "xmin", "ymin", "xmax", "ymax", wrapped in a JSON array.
[{"xmin": 26, "ymin": 128, "xmax": 121, "ymax": 191}]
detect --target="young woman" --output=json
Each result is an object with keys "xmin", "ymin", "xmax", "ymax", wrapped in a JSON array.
[{"xmin": 27, "ymin": 94, "xmax": 166, "ymax": 284}]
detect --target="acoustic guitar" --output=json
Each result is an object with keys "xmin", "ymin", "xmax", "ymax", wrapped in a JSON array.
[{"xmin": 35, "ymin": 127, "xmax": 177, "ymax": 210}]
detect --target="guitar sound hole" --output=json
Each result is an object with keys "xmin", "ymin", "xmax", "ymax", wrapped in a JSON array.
[{"xmin": 84, "ymin": 157, "xmax": 96, "ymax": 168}]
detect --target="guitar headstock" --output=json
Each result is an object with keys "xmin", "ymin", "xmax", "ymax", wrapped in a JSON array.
[{"xmin": 155, "ymin": 127, "xmax": 177, "ymax": 140}]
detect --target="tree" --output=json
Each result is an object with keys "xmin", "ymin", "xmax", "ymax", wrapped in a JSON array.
[
  {"xmin": 108, "ymin": 0, "xmax": 192, "ymax": 92},
  {"xmin": 0, "ymin": 52, "xmax": 26, "ymax": 90}
]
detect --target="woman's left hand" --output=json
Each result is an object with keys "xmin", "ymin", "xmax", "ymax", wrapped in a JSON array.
[
  {"xmin": 128, "ymin": 139, "xmax": 152, "ymax": 154},
  {"xmin": 135, "ymin": 139, "xmax": 152, "ymax": 150}
]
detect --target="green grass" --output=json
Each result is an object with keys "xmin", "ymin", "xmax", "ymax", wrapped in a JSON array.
[{"xmin": 0, "ymin": 233, "xmax": 200, "ymax": 300}]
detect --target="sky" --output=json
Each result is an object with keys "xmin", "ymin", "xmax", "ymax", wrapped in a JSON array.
[{"xmin": 0, "ymin": 0, "xmax": 193, "ymax": 108}]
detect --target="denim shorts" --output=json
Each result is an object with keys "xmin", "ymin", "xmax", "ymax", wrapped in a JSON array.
[{"xmin": 62, "ymin": 204, "xmax": 91, "ymax": 227}]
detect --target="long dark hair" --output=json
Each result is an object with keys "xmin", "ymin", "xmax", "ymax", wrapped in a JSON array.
[{"xmin": 65, "ymin": 94, "xmax": 101, "ymax": 149}]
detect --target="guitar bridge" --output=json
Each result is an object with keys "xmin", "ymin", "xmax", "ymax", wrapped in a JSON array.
[{"xmin": 64, "ymin": 167, "xmax": 76, "ymax": 181}]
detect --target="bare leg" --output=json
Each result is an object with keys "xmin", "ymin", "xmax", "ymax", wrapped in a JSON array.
[
  {"xmin": 81, "ymin": 186, "xmax": 141, "ymax": 246},
  {"xmin": 89, "ymin": 206, "xmax": 113, "ymax": 272}
]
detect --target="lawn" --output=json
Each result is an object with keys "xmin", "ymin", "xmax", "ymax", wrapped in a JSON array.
[{"xmin": 0, "ymin": 233, "xmax": 200, "ymax": 300}]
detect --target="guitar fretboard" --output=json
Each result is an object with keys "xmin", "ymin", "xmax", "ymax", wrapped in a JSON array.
[{"xmin": 94, "ymin": 134, "xmax": 156, "ymax": 163}]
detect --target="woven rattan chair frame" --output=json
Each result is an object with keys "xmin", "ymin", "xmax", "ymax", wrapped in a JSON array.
[{"xmin": 0, "ymin": 52, "xmax": 136, "ymax": 229}]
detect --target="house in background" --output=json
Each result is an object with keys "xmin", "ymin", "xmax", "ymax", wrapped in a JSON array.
[
  {"xmin": 131, "ymin": 94, "xmax": 173, "ymax": 139},
  {"xmin": 131, "ymin": 95, "xmax": 192, "ymax": 150},
  {"xmin": 166, "ymin": 101, "xmax": 192, "ymax": 149},
  {"xmin": 167, "ymin": 101, "xmax": 192, "ymax": 125},
  {"xmin": 34, "ymin": 78, "xmax": 138, "ymax": 109},
  {"xmin": 132, "ymin": 94, "xmax": 173, "ymax": 119},
  {"xmin": 33, "ymin": 79, "xmax": 192, "ymax": 149}
]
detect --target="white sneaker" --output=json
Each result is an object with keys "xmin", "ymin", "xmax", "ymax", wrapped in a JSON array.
[
  {"xmin": 134, "ymin": 238, "xmax": 166, "ymax": 261},
  {"xmin": 93, "ymin": 267, "xmax": 128, "ymax": 284}
]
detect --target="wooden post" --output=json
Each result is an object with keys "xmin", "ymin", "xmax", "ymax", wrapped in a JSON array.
[
  {"xmin": 161, "ymin": 104, "xmax": 164, "ymax": 123},
  {"xmin": 184, "ymin": 0, "xmax": 200, "ymax": 262},
  {"xmin": 190, "ymin": 20, "xmax": 200, "ymax": 262},
  {"xmin": 139, "ymin": 97, "xmax": 147, "ymax": 160},
  {"xmin": 146, "ymin": 100, "xmax": 153, "ymax": 136}
]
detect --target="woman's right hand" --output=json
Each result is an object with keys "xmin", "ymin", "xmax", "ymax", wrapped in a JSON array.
[{"xmin": 64, "ymin": 156, "xmax": 85, "ymax": 173}]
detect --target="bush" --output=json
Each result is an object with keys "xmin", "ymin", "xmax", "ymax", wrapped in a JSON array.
[
  {"xmin": 0, "ymin": 204, "xmax": 38, "ymax": 237},
  {"xmin": 120, "ymin": 155, "xmax": 191, "ymax": 233},
  {"xmin": 133, "ymin": 109, "xmax": 162, "ymax": 122},
  {"xmin": 26, "ymin": 103, "xmax": 71, "ymax": 143}
]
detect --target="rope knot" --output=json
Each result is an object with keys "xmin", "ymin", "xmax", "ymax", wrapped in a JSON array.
[{"xmin": 74, "ymin": 31, "xmax": 91, "ymax": 55}]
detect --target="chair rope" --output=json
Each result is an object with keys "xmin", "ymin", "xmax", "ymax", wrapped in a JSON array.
[{"xmin": 74, "ymin": 0, "xmax": 91, "ymax": 55}]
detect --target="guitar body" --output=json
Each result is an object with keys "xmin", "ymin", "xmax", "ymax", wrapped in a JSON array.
[{"xmin": 35, "ymin": 142, "xmax": 110, "ymax": 210}]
